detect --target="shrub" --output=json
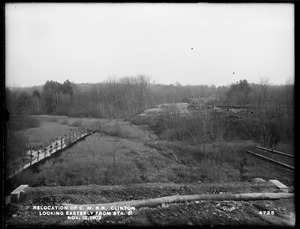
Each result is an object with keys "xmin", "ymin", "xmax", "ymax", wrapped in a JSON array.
[
  {"xmin": 47, "ymin": 116, "xmax": 58, "ymax": 122},
  {"xmin": 224, "ymin": 119, "xmax": 254, "ymax": 141},
  {"xmin": 9, "ymin": 116, "xmax": 41, "ymax": 131},
  {"xmin": 105, "ymin": 125, "xmax": 123, "ymax": 137},
  {"xmin": 67, "ymin": 107, "xmax": 99, "ymax": 119},
  {"xmin": 23, "ymin": 116, "xmax": 41, "ymax": 129},
  {"xmin": 97, "ymin": 123, "xmax": 127, "ymax": 138},
  {"xmin": 60, "ymin": 118, "xmax": 68, "ymax": 125},
  {"xmin": 92, "ymin": 120, "xmax": 103, "ymax": 132},
  {"xmin": 6, "ymin": 132, "xmax": 28, "ymax": 162},
  {"xmin": 153, "ymin": 114, "xmax": 206, "ymax": 143},
  {"xmin": 70, "ymin": 120, "xmax": 83, "ymax": 127},
  {"xmin": 130, "ymin": 116, "xmax": 158, "ymax": 126}
]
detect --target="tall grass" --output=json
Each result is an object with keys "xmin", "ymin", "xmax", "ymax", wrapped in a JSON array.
[
  {"xmin": 13, "ymin": 135, "xmax": 144, "ymax": 186},
  {"xmin": 46, "ymin": 116, "xmax": 59, "ymax": 122},
  {"xmin": 69, "ymin": 120, "xmax": 83, "ymax": 127},
  {"xmin": 9, "ymin": 114, "xmax": 293, "ymax": 187},
  {"xmin": 60, "ymin": 118, "xmax": 68, "ymax": 125},
  {"xmin": 92, "ymin": 121, "xmax": 132, "ymax": 138},
  {"xmin": 149, "ymin": 111, "xmax": 284, "ymax": 148},
  {"xmin": 9, "ymin": 116, "xmax": 41, "ymax": 131},
  {"xmin": 12, "ymin": 134, "xmax": 293, "ymax": 187},
  {"xmin": 5, "ymin": 132, "xmax": 28, "ymax": 163},
  {"xmin": 6, "ymin": 116, "xmax": 40, "ymax": 168}
]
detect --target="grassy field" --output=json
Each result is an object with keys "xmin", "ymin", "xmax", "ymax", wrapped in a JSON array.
[
  {"xmin": 15, "ymin": 115, "xmax": 156, "ymax": 147},
  {"xmin": 12, "ymin": 134, "xmax": 294, "ymax": 188},
  {"xmin": 6, "ymin": 115, "xmax": 101, "ymax": 174},
  {"xmin": 7, "ymin": 115, "xmax": 294, "ymax": 191},
  {"xmin": 14, "ymin": 115, "xmax": 98, "ymax": 146}
]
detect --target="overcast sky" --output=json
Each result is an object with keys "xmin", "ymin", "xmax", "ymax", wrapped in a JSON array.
[{"xmin": 5, "ymin": 3, "xmax": 294, "ymax": 87}]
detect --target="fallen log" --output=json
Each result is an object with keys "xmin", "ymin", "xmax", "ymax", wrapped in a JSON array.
[
  {"xmin": 60, "ymin": 192, "xmax": 294, "ymax": 225},
  {"xmin": 62, "ymin": 192, "xmax": 294, "ymax": 210}
]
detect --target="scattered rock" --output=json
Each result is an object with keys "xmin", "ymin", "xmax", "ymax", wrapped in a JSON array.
[
  {"xmin": 187, "ymin": 221, "xmax": 194, "ymax": 226},
  {"xmin": 44, "ymin": 179, "xmax": 59, "ymax": 186},
  {"xmin": 161, "ymin": 203, "xmax": 168, "ymax": 208}
]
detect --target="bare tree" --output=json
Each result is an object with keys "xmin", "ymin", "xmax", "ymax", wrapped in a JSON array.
[{"xmin": 258, "ymin": 77, "xmax": 270, "ymax": 116}]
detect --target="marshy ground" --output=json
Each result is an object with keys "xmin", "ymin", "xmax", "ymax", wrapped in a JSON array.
[{"xmin": 4, "ymin": 115, "xmax": 295, "ymax": 227}]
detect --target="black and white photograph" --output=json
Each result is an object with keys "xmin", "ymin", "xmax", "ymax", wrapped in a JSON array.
[{"xmin": 4, "ymin": 3, "xmax": 295, "ymax": 227}]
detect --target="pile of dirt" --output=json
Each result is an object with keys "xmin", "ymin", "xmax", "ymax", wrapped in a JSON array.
[
  {"xmin": 20, "ymin": 181, "xmax": 283, "ymax": 205},
  {"xmin": 131, "ymin": 103, "xmax": 190, "ymax": 126},
  {"xmin": 140, "ymin": 103, "xmax": 189, "ymax": 117}
]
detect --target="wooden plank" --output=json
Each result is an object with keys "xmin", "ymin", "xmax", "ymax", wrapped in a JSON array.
[
  {"xmin": 11, "ymin": 185, "xmax": 29, "ymax": 203},
  {"xmin": 246, "ymin": 150, "xmax": 294, "ymax": 171},
  {"xmin": 256, "ymin": 146, "xmax": 294, "ymax": 158},
  {"xmin": 269, "ymin": 180, "xmax": 289, "ymax": 193}
]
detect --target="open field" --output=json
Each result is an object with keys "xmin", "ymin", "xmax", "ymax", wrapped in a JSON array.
[
  {"xmin": 7, "ymin": 115, "xmax": 294, "ymax": 192},
  {"xmin": 5, "ymin": 110, "xmax": 294, "ymax": 227},
  {"xmin": 14, "ymin": 115, "xmax": 156, "ymax": 147},
  {"xmin": 14, "ymin": 115, "xmax": 98, "ymax": 146}
]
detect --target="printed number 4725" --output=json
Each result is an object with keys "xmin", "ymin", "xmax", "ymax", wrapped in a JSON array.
[{"xmin": 259, "ymin": 211, "xmax": 275, "ymax": 215}]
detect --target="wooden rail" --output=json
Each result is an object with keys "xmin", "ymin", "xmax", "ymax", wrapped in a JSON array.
[
  {"xmin": 6, "ymin": 129, "xmax": 95, "ymax": 180},
  {"xmin": 256, "ymin": 146, "xmax": 294, "ymax": 158},
  {"xmin": 246, "ymin": 150, "xmax": 294, "ymax": 172}
]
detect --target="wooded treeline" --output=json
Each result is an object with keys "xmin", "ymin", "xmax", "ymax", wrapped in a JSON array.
[{"xmin": 6, "ymin": 75, "xmax": 294, "ymax": 145}]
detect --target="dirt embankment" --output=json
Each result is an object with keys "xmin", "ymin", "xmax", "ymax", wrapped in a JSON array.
[{"xmin": 4, "ymin": 182, "xmax": 295, "ymax": 227}]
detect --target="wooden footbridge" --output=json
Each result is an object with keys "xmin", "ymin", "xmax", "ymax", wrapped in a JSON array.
[{"xmin": 6, "ymin": 128, "xmax": 95, "ymax": 180}]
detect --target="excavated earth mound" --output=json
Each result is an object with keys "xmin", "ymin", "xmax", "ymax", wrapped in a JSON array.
[{"xmin": 4, "ymin": 181, "xmax": 295, "ymax": 227}]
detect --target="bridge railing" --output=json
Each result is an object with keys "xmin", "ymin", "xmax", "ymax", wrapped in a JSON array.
[{"xmin": 6, "ymin": 128, "xmax": 94, "ymax": 180}]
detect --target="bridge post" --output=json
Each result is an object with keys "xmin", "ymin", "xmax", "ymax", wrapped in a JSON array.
[
  {"xmin": 44, "ymin": 142, "xmax": 46, "ymax": 157},
  {"xmin": 29, "ymin": 148, "xmax": 32, "ymax": 165}
]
